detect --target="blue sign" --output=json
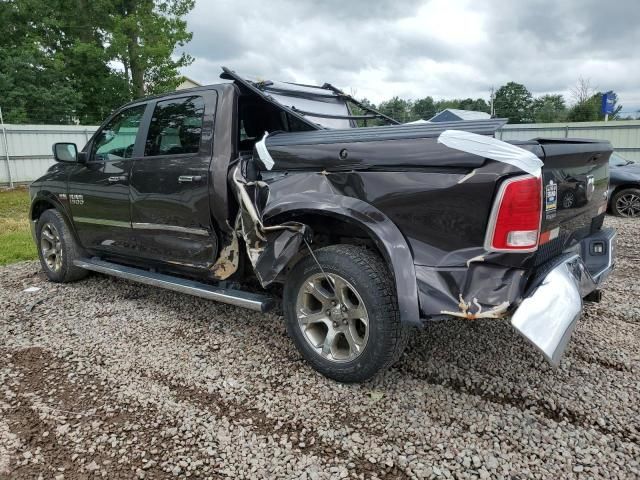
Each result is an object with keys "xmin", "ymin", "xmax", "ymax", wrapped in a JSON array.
[{"xmin": 601, "ymin": 91, "xmax": 616, "ymax": 115}]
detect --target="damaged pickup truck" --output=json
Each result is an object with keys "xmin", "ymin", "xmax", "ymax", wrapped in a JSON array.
[{"xmin": 30, "ymin": 67, "xmax": 616, "ymax": 382}]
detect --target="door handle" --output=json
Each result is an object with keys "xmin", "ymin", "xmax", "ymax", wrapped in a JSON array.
[
  {"xmin": 108, "ymin": 175, "xmax": 127, "ymax": 183},
  {"xmin": 178, "ymin": 175, "xmax": 203, "ymax": 183}
]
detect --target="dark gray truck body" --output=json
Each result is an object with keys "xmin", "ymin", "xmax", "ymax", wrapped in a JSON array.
[{"xmin": 29, "ymin": 69, "xmax": 616, "ymax": 380}]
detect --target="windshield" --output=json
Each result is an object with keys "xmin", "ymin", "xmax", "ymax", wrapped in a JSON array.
[{"xmin": 609, "ymin": 152, "xmax": 633, "ymax": 167}]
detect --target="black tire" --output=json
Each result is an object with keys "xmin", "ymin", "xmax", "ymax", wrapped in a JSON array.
[
  {"xmin": 36, "ymin": 209, "xmax": 88, "ymax": 283},
  {"xmin": 283, "ymin": 244, "xmax": 408, "ymax": 383},
  {"xmin": 560, "ymin": 190, "xmax": 576, "ymax": 209},
  {"xmin": 611, "ymin": 188, "xmax": 640, "ymax": 217}
]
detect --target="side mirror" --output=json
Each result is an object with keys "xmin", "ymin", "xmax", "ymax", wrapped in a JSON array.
[{"xmin": 52, "ymin": 142, "xmax": 78, "ymax": 162}]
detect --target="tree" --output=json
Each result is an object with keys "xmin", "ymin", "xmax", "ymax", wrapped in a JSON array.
[
  {"xmin": 411, "ymin": 96, "xmax": 436, "ymax": 120},
  {"xmin": 565, "ymin": 78, "xmax": 623, "ymax": 122},
  {"xmin": 567, "ymin": 92, "xmax": 623, "ymax": 122},
  {"xmin": 109, "ymin": 0, "xmax": 195, "ymax": 97},
  {"xmin": 493, "ymin": 82, "xmax": 533, "ymax": 123},
  {"xmin": 349, "ymin": 97, "xmax": 381, "ymax": 127},
  {"xmin": 0, "ymin": 0, "xmax": 83, "ymax": 123},
  {"xmin": 0, "ymin": 0, "xmax": 194, "ymax": 124},
  {"xmin": 566, "ymin": 78, "xmax": 620, "ymax": 122},
  {"xmin": 532, "ymin": 94, "xmax": 567, "ymax": 123},
  {"xmin": 377, "ymin": 97, "xmax": 412, "ymax": 123},
  {"xmin": 457, "ymin": 98, "xmax": 490, "ymax": 113}
]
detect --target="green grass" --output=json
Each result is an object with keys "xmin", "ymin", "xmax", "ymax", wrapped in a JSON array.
[{"xmin": 0, "ymin": 187, "xmax": 37, "ymax": 265}]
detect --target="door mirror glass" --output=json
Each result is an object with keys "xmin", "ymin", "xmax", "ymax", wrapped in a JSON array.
[{"xmin": 53, "ymin": 142, "xmax": 78, "ymax": 162}]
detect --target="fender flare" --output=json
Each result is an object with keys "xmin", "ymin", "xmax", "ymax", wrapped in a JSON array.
[
  {"xmin": 264, "ymin": 193, "xmax": 421, "ymax": 327},
  {"xmin": 30, "ymin": 192, "xmax": 83, "ymax": 248}
]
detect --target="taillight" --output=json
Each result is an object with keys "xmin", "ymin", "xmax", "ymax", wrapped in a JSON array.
[{"xmin": 485, "ymin": 175, "xmax": 542, "ymax": 252}]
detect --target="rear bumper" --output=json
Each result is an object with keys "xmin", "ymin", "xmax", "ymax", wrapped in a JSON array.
[{"xmin": 511, "ymin": 228, "xmax": 616, "ymax": 366}]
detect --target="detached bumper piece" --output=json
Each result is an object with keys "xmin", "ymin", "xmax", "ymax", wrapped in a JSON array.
[{"xmin": 511, "ymin": 228, "xmax": 616, "ymax": 366}]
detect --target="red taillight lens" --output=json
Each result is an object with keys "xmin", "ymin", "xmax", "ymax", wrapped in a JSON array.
[{"xmin": 487, "ymin": 175, "xmax": 542, "ymax": 251}]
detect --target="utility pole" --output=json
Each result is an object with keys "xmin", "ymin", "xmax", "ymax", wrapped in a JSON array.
[
  {"xmin": 490, "ymin": 87, "xmax": 495, "ymax": 117},
  {"xmin": 0, "ymin": 106, "xmax": 13, "ymax": 188}
]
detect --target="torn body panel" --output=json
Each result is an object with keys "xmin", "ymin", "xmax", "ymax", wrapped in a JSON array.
[
  {"xmin": 262, "ymin": 182, "xmax": 422, "ymax": 327},
  {"xmin": 415, "ymin": 263, "xmax": 527, "ymax": 319},
  {"xmin": 228, "ymin": 164, "xmax": 309, "ymax": 287},
  {"xmin": 259, "ymin": 165, "xmax": 533, "ymax": 325},
  {"xmin": 216, "ymin": 80, "xmax": 614, "ymax": 361}
]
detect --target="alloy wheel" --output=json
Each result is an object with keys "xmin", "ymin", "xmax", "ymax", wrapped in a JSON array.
[
  {"xmin": 295, "ymin": 272, "xmax": 369, "ymax": 363},
  {"xmin": 40, "ymin": 222, "xmax": 63, "ymax": 272},
  {"xmin": 562, "ymin": 191, "xmax": 575, "ymax": 209},
  {"xmin": 616, "ymin": 192, "xmax": 640, "ymax": 217}
]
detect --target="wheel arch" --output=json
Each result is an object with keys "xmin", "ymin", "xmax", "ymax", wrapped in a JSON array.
[
  {"xmin": 263, "ymin": 193, "xmax": 421, "ymax": 327},
  {"xmin": 610, "ymin": 183, "xmax": 640, "ymax": 199},
  {"xmin": 30, "ymin": 193, "xmax": 83, "ymax": 248},
  {"xmin": 609, "ymin": 183, "xmax": 640, "ymax": 207}
]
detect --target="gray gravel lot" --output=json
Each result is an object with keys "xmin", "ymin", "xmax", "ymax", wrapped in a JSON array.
[{"xmin": 1, "ymin": 216, "xmax": 639, "ymax": 479}]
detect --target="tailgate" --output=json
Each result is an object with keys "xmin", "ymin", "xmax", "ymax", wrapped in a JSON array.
[{"xmin": 537, "ymin": 138, "xmax": 612, "ymax": 244}]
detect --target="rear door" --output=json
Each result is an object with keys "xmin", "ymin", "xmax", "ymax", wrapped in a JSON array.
[
  {"xmin": 129, "ymin": 92, "xmax": 218, "ymax": 269},
  {"xmin": 67, "ymin": 103, "xmax": 147, "ymax": 255}
]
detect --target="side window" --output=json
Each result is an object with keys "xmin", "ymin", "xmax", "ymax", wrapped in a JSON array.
[
  {"xmin": 92, "ymin": 104, "xmax": 146, "ymax": 161},
  {"xmin": 144, "ymin": 96, "xmax": 205, "ymax": 157}
]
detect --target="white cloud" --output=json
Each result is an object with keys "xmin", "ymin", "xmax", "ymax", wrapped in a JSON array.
[{"xmin": 179, "ymin": 0, "xmax": 640, "ymax": 113}]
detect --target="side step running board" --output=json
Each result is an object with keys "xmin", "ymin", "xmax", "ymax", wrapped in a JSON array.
[{"xmin": 73, "ymin": 258, "xmax": 275, "ymax": 312}]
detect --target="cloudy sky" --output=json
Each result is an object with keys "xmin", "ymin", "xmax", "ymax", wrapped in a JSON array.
[{"xmin": 180, "ymin": 0, "xmax": 640, "ymax": 114}]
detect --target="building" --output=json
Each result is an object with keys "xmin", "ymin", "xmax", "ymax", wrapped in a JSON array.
[
  {"xmin": 428, "ymin": 108, "xmax": 491, "ymax": 123},
  {"xmin": 176, "ymin": 76, "xmax": 202, "ymax": 90}
]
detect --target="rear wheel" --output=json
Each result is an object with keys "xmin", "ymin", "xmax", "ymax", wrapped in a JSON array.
[
  {"xmin": 283, "ymin": 244, "xmax": 407, "ymax": 383},
  {"xmin": 611, "ymin": 188, "xmax": 640, "ymax": 217},
  {"xmin": 36, "ymin": 209, "xmax": 88, "ymax": 283}
]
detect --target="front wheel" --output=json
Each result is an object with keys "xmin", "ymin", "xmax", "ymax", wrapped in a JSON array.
[
  {"xmin": 283, "ymin": 244, "xmax": 407, "ymax": 383},
  {"xmin": 36, "ymin": 209, "xmax": 88, "ymax": 283},
  {"xmin": 611, "ymin": 188, "xmax": 640, "ymax": 217}
]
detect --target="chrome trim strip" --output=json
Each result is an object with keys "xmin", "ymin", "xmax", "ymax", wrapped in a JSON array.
[
  {"xmin": 73, "ymin": 218, "xmax": 210, "ymax": 237},
  {"xmin": 74, "ymin": 217, "xmax": 131, "ymax": 228},
  {"xmin": 73, "ymin": 258, "xmax": 274, "ymax": 312},
  {"xmin": 132, "ymin": 222, "xmax": 209, "ymax": 236}
]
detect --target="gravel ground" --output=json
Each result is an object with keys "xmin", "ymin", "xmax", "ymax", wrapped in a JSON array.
[{"xmin": 1, "ymin": 216, "xmax": 639, "ymax": 480}]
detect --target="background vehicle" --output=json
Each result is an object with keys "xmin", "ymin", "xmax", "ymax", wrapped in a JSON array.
[
  {"xmin": 608, "ymin": 153, "xmax": 640, "ymax": 217},
  {"xmin": 29, "ymin": 68, "xmax": 616, "ymax": 382}
]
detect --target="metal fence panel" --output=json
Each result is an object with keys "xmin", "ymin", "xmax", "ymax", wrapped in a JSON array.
[
  {"xmin": 0, "ymin": 124, "xmax": 98, "ymax": 185},
  {"xmin": 2, "ymin": 121, "xmax": 640, "ymax": 185},
  {"xmin": 498, "ymin": 120, "xmax": 640, "ymax": 162}
]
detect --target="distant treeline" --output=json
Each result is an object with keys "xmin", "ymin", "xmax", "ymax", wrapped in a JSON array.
[{"xmin": 356, "ymin": 80, "xmax": 627, "ymax": 125}]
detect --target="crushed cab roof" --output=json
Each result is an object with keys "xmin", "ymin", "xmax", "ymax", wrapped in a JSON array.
[{"xmin": 220, "ymin": 67, "xmax": 399, "ymax": 129}]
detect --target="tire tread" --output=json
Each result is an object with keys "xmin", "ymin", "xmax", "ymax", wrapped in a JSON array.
[
  {"xmin": 284, "ymin": 244, "xmax": 408, "ymax": 383},
  {"xmin": 37, "ymin": 209, "xmax": 88, "ymax": 283}
]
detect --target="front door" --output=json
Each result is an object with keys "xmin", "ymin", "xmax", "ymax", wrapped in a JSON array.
[
  {"xmin": 67, "ymin": 103, "xmax": 147, "ymax": 255},
  {"xmin": 129, "ymin": 93, "xmax": 218, "ymax": 269}
]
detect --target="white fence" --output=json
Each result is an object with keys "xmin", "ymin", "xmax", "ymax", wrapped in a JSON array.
[
  {"xmin": 2, "ymin": 120, "xmax": 640, "ymax": 186},
  {"xmin": 497, "ymin": 120, "xmax": 640, "ymax": 162},
  {"xmin": 1, "ymin": 124, "xmax": 98, "ymax": 186}
]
